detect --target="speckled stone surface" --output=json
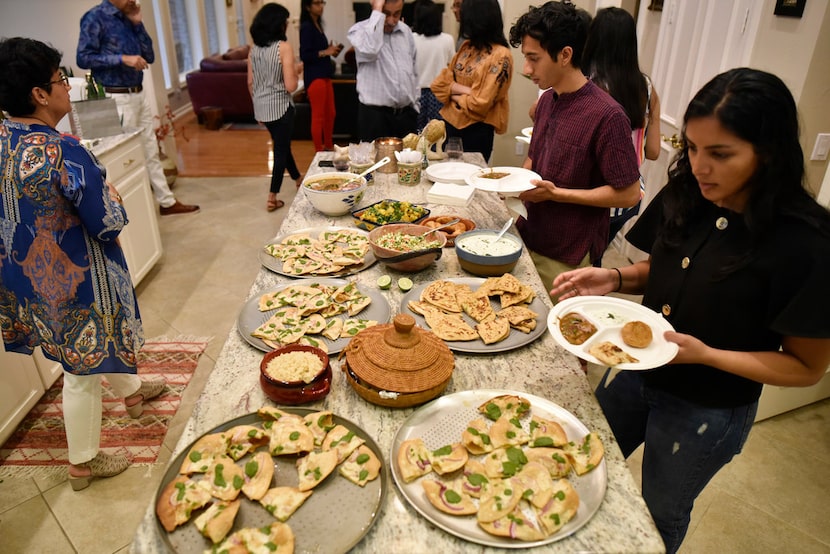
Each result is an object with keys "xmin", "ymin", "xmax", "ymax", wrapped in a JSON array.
[{"xmin": 131, "ymin": 153, "xmax": 664, "ymax": 553}]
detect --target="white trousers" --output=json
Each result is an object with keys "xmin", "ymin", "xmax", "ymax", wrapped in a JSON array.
[
  {"xmin": 111, "ymin": 91, "xmax": 176, "ymax": 208},
  {"xmin": 62, "ymin": 372, "xmax": 141, "ymax": 465}
]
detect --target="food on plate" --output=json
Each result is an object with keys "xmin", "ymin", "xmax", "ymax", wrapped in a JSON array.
[
  {"xmin": 322, "ymin": 424, "xmax": 365, "ymax": 463},
  {"xmin": 225, "ymin": 425, "xmax": 269, "ymax": 461},
  {"xmin": 499, "ymin": 284, "xmax": 536, "ymax": 308},
  {"xmin": 421, "ymin": 280, "xmax": 464, "ymax": 313},
  {"xmin": 265, "ymin": 417, "xmax": 315, "ymax": 455},
  {"xmin": 478, "ymin": 170, "xmax": 511, "ymax": 180},
  {"xmin": 251, "ymin": 281, "xmax": 373, "ymax": 349},
  {"xmin": 303, "ymin": 410, "xmax": 335, "ymax": 446},
  {"xmin": 588, "ymin": 341, "xmax": 639, "ymax": 366},
  {"xmin": 263, "ymin": 350, "xmax": 325, "ymax": 384},
  {"xmin": 558, "ymin": 312, "xmax": 597, "ymax": 345},
  {"xmin": 264, "ymin": 228, "xmax": 370, "ymax": 276},
  {"xmin": 353, "ymin": 199, "xmax": 429, "ymax": 226},
  {"xmin": 373, "ymin": 231, "xmax": 442, "ymax": 252},
  {"xmin": 241, "ymin": 451, "xmax": 274, "ymax": 501},
  {"xmin": 423, "ymin": 310, "xmax": 479, "ymax": 341},
  {"xmin": 478, "ymin": 394, "xmax": 531, "ymax": 421},
  {"xmin": 156, "ymin": 475, "xmax": 213, "ymax": 532},
  {"xmin": 179, "ymin": 433, "xmax": 230, "ymax": 475},
  {"xmin": 340, "ymin": 318, "xmax": 379, "ymax": 338},
  {"xmin": 422, "ymin": 479, "xmax": 479, "ymax": 515},
  {"xmin": 422, "ymin": 215, "xmax": 471, "ymax": 238},
  {"xmin": 202, "ymin": 454, "xmax": 246, "ymax": 501},
  {"xmin": 296, "ymin": 449, "xmax": 339, "ymax": 491},
  {"xmin": 395, "ymin": 394, "xmax": 603, "ymax": 541},
  {"xmin": 429, "ymin": 443, "xmax": 470, "ymax": 475},
  {"xmin": 397, "ymin": 438, "xmax": 433, "ymax": 482},
  {"xmin": 214, "ymin": 522, "xmax": 295, "ymax": 554},
  {"xmin": 339, "ymin": 444, "xmax": 382, "ymax": 487},
  {"xmin": 459, "ymin": 293, "xmax": 495, "ymax": 322},
  {"xmin": 259, "ymin": 486, "xmax": 313, "ymax": 522},
  {"xmin": 194, "ymin": 499, "xmax": 241, "ymax": 544},
  {"xmin": 304, "ymin": 176, "xmax": 362, "ymax": 192},
  {"xmin": 621, "ymin": 320, "xmax": 653, "ymax": 348},
  {"xmin": 456, "ymin": 234, "xmax": 521, "ymax": 257},
  {"xmin": 257, "ymin": 406, "xmax": 304, "ymax": 423},
  {"xmin": 476, "ymin": 317, "xmax": 510, "ymax": 345},
  {"xmin": 564, "ymin": 432, "xmax": 605, "ymax": 476}
]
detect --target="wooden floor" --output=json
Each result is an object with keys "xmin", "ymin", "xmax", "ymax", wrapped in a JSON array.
[{"xmin": 173, "ymin": 111, "xmax": 317, "ymax": 178}]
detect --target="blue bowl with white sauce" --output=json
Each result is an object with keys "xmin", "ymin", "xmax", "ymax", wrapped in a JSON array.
[{"xmin": 454, "ymin": 229, "xmax": 523, "ymax": 276}]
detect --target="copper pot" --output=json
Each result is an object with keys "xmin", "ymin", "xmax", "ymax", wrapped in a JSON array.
[{"xmin": 375, "ymin": 137, "xmax": 402, "ymax": 174}]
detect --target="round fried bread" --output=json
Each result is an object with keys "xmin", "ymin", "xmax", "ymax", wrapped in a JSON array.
[{"xmin": 621, "ymin": 320, "xmax": 653, "ymax": 348}]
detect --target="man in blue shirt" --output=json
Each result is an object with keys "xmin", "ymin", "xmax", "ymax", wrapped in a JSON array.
[{"xmin": 77, "ymin": 0, "xmax": 198, "ymax": 215}]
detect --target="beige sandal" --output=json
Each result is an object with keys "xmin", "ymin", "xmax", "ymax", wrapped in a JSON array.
[
  {"xmin": 68, "ymin": 452, "xmax": 131, "ymax": 491},
  {"xmin": 125, "ymin": 379, "xmax": 166, "ymax": 418}
]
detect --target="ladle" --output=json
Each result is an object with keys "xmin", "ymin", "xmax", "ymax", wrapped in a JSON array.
[
  {"xmin": 420, "ymin": 218, "xmax": 461, "ymax": 237},
  {"xmin": 343, "ymin": 156, "xmax": 390, "ymax": 187}
]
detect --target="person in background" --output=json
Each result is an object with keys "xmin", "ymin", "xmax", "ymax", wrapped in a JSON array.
[
  {"xmin": 551, "ymin": 68, "xmax": 830, "ymax": 553},
  {"xmin": 451, "ymin": 0, "xmax": 464, "ymax": 50},
  {"xmin": 412, "ymin": 0, "xmax": 455, "ymax": 131},
  {"xmin": 0, "ymin": 37, "xmax": 164, "ymax": 491},
  {"xmin": 248, "ymin": 3, "xmax": 304, "ymax": 211},
  {"xmin": 508, "ymin": 1, "xmax": 640, "ymax": 292},
  {"xmin": 430, "ymin": 0, "xmax": 512, "ymax": 162},
  {"xmin": 347, "ymin": 0, "xmax": 419, "ymax": 141},
  {"xmin": 582, "ymin": 6, "xmax": 662, "ymax": 251},
  {"xmin": 300, "ymin": 0, "xmax": 343, "ymax": 152},
  {"xmin": 77, "ymin": 0, "xmax": 199, "ymax": 216}
]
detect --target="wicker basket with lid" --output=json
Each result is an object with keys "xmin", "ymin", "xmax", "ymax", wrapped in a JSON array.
[{"xmin": 341, "ymin": 313, "xmax": 454, "ymax": 407}]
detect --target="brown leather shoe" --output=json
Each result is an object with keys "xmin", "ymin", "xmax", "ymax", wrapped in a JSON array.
[{"xmin": 160, "ymin": 200, "xmax": 200, "ymax": 215}]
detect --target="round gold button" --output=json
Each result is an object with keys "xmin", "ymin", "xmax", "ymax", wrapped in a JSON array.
[
  {"xmin": 715, "ymin": 216, "xmax": 728, "ymax": 230},
  {"xmin": 662, "ymin": 304, "xmax": 671, "ymax": 316},
  {"xmin": 681, "ymin": 257, "xmax": 690, "ymax": 269}
]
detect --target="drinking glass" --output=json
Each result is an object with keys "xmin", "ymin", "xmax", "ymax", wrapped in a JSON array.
[{"xmin": 445, "ymin": 137, "xmax": 463, "ymax": 160}]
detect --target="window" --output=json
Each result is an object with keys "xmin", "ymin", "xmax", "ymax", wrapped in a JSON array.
[{"xmin": 168, "ymin": 0, "xmax": 203, "ymax": 82}]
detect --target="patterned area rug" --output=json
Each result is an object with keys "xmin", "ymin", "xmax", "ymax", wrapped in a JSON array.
[{"xmin": 0, "ymin": 336, "xmax": 209, "ymax": 478}]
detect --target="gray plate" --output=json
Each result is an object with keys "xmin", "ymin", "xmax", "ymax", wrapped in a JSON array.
[
  {"xmin": 390, "ymin": 389, "xmax": 607, "ymax": 548},
  {"xmin": 399, "ymin": 277, "xmax": 549, "ymax": 353},
  {"xmin": 237, "ymin": 278, "xmax": 392, "ymax": 354},
  {"xmin": 156, "ymin": 410, "xmax": 388, "ymax": 554},
  {"xmin": 259, "ymin": 226, "xmax": 376, "ymax": 278}
]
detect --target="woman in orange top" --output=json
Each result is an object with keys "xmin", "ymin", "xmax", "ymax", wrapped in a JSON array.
[{"xmin": 430, "ymin": 0, "xmax": 512, "ymax": 162}]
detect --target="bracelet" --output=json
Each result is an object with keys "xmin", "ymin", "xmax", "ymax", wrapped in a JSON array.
[{"xmin": 612, "ymin": 267, "xmax": 622, "ymax": 292}]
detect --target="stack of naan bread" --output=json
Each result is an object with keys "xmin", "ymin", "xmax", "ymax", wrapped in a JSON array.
[
  {"xmin": 264, "ymin": 229, "xmax": 370, "ymax": 276},
  {"xmin": 408, "ymin": 274, "xmax": 538, "ymax": 345},
  {"xmin": 156, "ymin": 407, "xmax": 382, "ymax": 553},
  {"xmin": 396, "ymin": 394, "xmax": 604, "ymax": 542},
  {"xmin": 252, "ymin": 281, "xmax": 377, "ymax": 352}
]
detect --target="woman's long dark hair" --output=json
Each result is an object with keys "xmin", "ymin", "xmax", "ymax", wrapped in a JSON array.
[
  {"xmin": 460, "ymin": 0, "xmax": 508, "ymax": 52},
  {"xmin": 662, "ymin": 68, "xmax": 830, "ymax": 251},
  {"xmin": 300, "ymin": 0, "xmax": 323, "ymax": 28},
  {"xmin": 251, "ymin": 3, "xmax": 289, "ymax": 47},
  {"xmin": 581, "ymin": 7, "xmax": 647, "ymax": 129}
]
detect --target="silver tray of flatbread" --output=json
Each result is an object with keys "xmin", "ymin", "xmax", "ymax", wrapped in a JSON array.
[
  {"xmin": 399, "ymin": 277, "xmax": 549, "ymax": 353},
  {"xmin": 155, "ymin": 409, "xmax": 388, "ymax": 554},
  {"xmin": 259, "ymin": 226, "xmax": 376, "ymax": 278},
  {"xmin": 237, "ymin": 278, "xmax": 391, "ymax": 354},
  {"xmin": 391, "ymin": 389, "xmax": 607, "ymax": 548}
]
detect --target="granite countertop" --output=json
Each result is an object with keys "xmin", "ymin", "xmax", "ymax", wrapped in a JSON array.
[
  {"xmin": 131, "ymin": 152, "xmax": 664, "ymax": 553},
  {"xmin": 84, "ymin": 128, "xmax": 142, "ymax": 158}
]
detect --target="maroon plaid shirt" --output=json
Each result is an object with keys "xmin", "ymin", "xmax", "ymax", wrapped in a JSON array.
[{"xmin": 517, "ymin": 81, "xmax": 640, "ymax": 265}]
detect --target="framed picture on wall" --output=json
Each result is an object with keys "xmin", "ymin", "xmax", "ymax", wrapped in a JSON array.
[{"xmin": 774, "ymin": 0, "xmax": 806, "ymax": 18}]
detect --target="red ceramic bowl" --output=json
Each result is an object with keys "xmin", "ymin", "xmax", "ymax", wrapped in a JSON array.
[{"xmin": 259, "ymin": 344, "xmax": 332, "ymax": 405}]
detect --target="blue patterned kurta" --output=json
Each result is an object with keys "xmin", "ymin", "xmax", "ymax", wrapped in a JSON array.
[{"xmin": 0, "ymin": 120, "xmax": 143, "ymax": 375}]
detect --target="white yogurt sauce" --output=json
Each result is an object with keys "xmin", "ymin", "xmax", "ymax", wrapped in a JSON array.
[{"xmin": 458, "ymin": 235, "xmax": 520, "ymax": 256}]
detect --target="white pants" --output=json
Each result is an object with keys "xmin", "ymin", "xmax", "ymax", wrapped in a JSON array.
[
  {"xmin": 111, "ymin": 91, "xmax": 176, "ymax": 208},
  {"xmin": 62, "ymin": 372, "xmax": 141, "ymax": 465}
]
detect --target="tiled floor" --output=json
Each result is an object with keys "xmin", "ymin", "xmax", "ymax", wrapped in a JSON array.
[{"xmin": 1, "ymin": 176, "xmax": 828, "ymax": 553}]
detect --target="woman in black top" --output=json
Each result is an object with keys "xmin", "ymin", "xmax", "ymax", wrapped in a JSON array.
[{"xmin": 551, "ymin": 68, "xmax": 830, "ymax": 553}]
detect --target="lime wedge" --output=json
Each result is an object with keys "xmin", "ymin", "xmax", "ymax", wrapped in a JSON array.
[
  {"xmin": 377, "ymin": 275, "xmax": 392, "ymax": 290},
  {"xmin": 398, "ymin": 277, "xmax": 413, "ymax": 292}
]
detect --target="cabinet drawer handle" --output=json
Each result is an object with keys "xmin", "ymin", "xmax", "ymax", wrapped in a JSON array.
[{"xmin": 122, "ymin": 158, "xmax": 135, "ymax": 168}]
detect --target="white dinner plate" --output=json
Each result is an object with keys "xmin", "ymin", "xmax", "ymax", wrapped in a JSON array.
[
  {"xmin": 547, "ymin": 296, "xmax": 679, "ymax": 370},
  {"xmin": 391, "ymin": 389, "xmax": 607, "ymax": 548},
  {"xmin": 424, "ymin": 162, "xmax": 481, "ymax": 184},
  {"xmin": 465, "ymin": 166, "xmax": 542, "ymax": 195},
  {"xmin": 521, "ymin": 126, "xmax": 533, "ymax": 138}
]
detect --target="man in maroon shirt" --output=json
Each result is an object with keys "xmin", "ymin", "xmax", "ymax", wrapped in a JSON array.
[{"xmin": 509, "ymin": 2, "xmax": 641, "ymax": 294}]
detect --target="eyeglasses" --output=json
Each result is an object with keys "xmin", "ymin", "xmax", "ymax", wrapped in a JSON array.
[{"xmin": 43, "ymin": 74, "xmax": 70, "ymax": 88}]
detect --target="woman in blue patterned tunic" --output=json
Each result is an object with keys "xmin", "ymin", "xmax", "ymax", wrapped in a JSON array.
[{"xmin": 0, "ymin": 37, "xmax": 163, "ymax": 490}]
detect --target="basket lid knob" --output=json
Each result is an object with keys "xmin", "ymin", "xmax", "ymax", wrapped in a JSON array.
[{"xmin": 384, "ymin": 314, "xmax": 420, "ymax": 348}]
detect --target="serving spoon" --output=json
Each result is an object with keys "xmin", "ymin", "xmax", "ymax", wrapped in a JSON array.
[
  {"xmin": 420, "ymin": 218, "xmax": 461, "ymax": 237},
  {"xmin": 493, "ymin": 217, "xmax": 514, "ymax": 242}
]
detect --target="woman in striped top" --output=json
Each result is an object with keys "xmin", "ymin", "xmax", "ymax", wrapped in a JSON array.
[{"xmin": 248, "ymin": 3, "xmax": 304, "ymax": 211}]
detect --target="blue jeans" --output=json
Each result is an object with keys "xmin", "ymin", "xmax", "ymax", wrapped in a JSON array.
[{"xmin": 595, "ymin": 369, "xmax": 757, "ymax": 553}]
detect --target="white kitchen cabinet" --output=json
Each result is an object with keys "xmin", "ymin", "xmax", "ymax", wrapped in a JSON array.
[
  {"xmin": 93, "ymin": 133, "xmax": 163, "ymax": 285},
  {"xmin": 0, "ymin": 344, "xmax": 44, "ymax": 446}
]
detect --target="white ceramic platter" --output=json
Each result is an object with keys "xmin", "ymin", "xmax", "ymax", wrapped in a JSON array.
[
  {"xmin": 237, "ymin": 278, "xmax": 391, "ymax": 354},
  {"xmin": 547, "ymin": 295, "xmax": 679, "ymax": 370},
  {"xmin": 465, "ymin": 166, "xmax": 542, "ymax": 195},
  {"xmin": 424, "ymin": 162, "xmax": 481, "ymax": 184},
  {"xmin": 391, "ymin": 389, "xmax": 607, "ymax": 548}
]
